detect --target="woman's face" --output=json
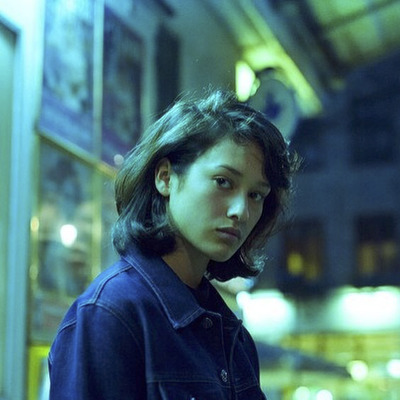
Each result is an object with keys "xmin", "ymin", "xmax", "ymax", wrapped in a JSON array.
[{"xmin": 156, "ymin": 138, "xmax": 270, "ymax": 265}]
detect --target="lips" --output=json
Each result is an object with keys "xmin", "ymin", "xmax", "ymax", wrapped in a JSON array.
[{"xmin": 217, "ymin": 227, "xmax": 242, "ymax": 240}]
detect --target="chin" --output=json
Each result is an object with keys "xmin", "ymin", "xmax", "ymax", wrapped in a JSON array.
[
  {"xmin": 209, "ymin": 250, "xmax": 236, "ymax": 263},
  {"xmin": 202, "ymin": 242, "xmax": 240, "ymax": 263}
]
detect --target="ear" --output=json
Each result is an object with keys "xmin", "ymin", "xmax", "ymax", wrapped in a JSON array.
[{"xmin": 155, "ymin": 158, "xmax": 173, "ymax": 197}]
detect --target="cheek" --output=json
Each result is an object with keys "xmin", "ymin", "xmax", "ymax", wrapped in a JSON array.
[
  {"xmin": 208, "ymin": 194, "xmax": 229, "ymax": 217},
  {"xmin": 249, "ymin": 206, "xmax": 264, "ymax": 230},
  {"xmin": 253, "ymin": 200, "xmax": 264, "ymax": 216}
]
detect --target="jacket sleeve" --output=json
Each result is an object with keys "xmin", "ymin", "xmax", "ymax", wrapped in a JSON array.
[{"xmin": 48, "ymin": 302, "xmax": 145, "ymax": 400}]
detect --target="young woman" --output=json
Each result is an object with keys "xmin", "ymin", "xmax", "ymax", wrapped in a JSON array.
[{"xmin": 48, "ymin": 90, "xmax": 298, "ymax": 399}]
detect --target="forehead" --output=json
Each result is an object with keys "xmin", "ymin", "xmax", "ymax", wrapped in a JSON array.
[{"xmin": 193, "ymin": 138, "xmax": 266, "ymax": 178}]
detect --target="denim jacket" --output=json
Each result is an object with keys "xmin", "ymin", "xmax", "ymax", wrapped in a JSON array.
[{"xmin": 48, "ymin": 244, "xmax": 267, "ymax": 399}]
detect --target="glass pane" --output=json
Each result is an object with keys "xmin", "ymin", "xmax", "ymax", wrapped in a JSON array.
[
  {"xmin": 282, "ymin": 219, "xmax": 325, "ymax": 287},
  {"xmin": 30, "ymin": 142, "xmax": 94, "ymax": 343},
  {"xmin": 355, "ymin": 214, "xmax": 399, "ymax": 284},
  {"xmin": 101, "ymin": 6, "xmax": 143, "ymax": 165},
  {"xmin": 39, "ymin": 0, "xmax": 95, "ymax": 153}
]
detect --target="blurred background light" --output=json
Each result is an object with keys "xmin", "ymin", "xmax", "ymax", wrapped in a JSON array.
[
  {"xmin": 59, "ymin": 224, "xmax": 77, "ymax": 247},
  {"xmin": 237, "ymin": 290, "xmax": 295, "ymax": 340},
  {"xmin": 113, "ymin": 154, "xmax": 124, "ymax": 167},
  {"xmin": 347, "ymin": 360, "xmax": 369, "ymax": 381},
  {"xmin": 30, "ymin": 216, "xmax": 39, "ymax": 232},
  {"xmin": 340, "ymin": 288, "xmax": 400, "ymax": 330},
  {"xmin": 235, "ymin": 60, "xmax": 257, "ymax": 101},
  {"xmin": 315, "ymin": 389, "xmax": 333, "ymax": 400},
  {"xmin": 387, "ymin": 359, "xmax": 400, "ymax": 378},
  {"xmin": 293, "ymin": 386, "xmax": 311, "ymax": 400},
  {"xmin": 242, "ymin": 43, "xmax": 321, "ymax": 116}
]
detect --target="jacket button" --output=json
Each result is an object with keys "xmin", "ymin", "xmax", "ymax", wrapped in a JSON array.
[
  {"xmin": 201, "ymin": 317, "xmax": 213, "ymax": 329},
  {"xmin": 220, "ymin": 369, "xmax": 228, "ymax": 383}
]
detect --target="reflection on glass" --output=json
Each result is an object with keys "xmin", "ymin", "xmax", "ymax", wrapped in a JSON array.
[{"xmin": 31, "ymin": 143, "xmax": 93, "ymax": 342}]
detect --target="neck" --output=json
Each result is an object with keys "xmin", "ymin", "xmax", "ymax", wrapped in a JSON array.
[{"xmin": 162, "ymin": 238, "xmax": 209, "ymax": 289}]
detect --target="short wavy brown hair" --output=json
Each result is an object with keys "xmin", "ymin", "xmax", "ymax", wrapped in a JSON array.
[{"xmin": 112, "ymin": 90, "xmax": 299, "ymax": 281}]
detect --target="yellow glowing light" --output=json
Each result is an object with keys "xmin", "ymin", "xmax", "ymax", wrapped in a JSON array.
[
  {"xmin": 347, "ymin": 360, "xmax": 368, "ymax": 381},
  {"xmin": 30, "ymin": 217, "xmax": 39, "ymax": 232},
  {"xmin": 59, "ymin": 224, "xmax": 78, "ymax": 247},
  {"xmin": 235, "ymin": 61, "xmax": 257, "ymax": 101},
  {"xmin": 234, "ymin": 0, "xmax": 323, "ymax": 117},
  {"xmin": 243, "ymin": 44, "xmax": 322, "ymax": 116},
  {"xmin": 287, "ymin": 252, "xmax": 304, "ymax": 275}
]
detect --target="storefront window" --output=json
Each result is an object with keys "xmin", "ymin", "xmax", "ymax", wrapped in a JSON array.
[
  {"xmin": 355, "ymin": 214, "xmax": 399, "ymax": 286},
  {"xmin": 278, "ymin": 219, "xmax": 325, "ymax": 294},
  {"xmin": 30, "ymin": 142, "xmax": 94, "ymax": 343}
]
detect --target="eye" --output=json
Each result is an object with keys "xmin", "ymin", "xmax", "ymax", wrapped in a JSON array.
[
  {"xmin": 249, "ymin": 191, "xmax": 267, "ymax": 202},
  {"xmin": 214, "ymin": 177, "xmax": 232, "ymax": 189}
]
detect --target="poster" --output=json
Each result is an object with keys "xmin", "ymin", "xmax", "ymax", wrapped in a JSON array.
[
  {"xmin": 102, "ymin": 6, "xmax": 143, "ymax": 165},
  {"xmin": 39, "ymin": 0, "xmax": 95, "ymax": 152}
]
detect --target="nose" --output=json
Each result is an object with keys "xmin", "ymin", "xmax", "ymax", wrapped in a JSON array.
[{"xmin": 227, "ymin": 194, "xmax": 249, "ymax": 222}]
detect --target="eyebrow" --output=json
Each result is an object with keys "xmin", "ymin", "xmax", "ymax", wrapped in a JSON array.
[{"xmin": 217, "ymin": 165, "xmax": 271, "ymax": 189}]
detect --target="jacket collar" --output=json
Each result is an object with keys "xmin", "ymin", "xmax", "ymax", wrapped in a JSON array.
[{"xmin": 122, "ymin": 244, "xmax": 207, "ymax": 330}]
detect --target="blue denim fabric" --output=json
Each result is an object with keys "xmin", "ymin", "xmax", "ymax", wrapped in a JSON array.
[{"xmin": 48, "ymin": 245, "xmax": 266, "ymax": 399}]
